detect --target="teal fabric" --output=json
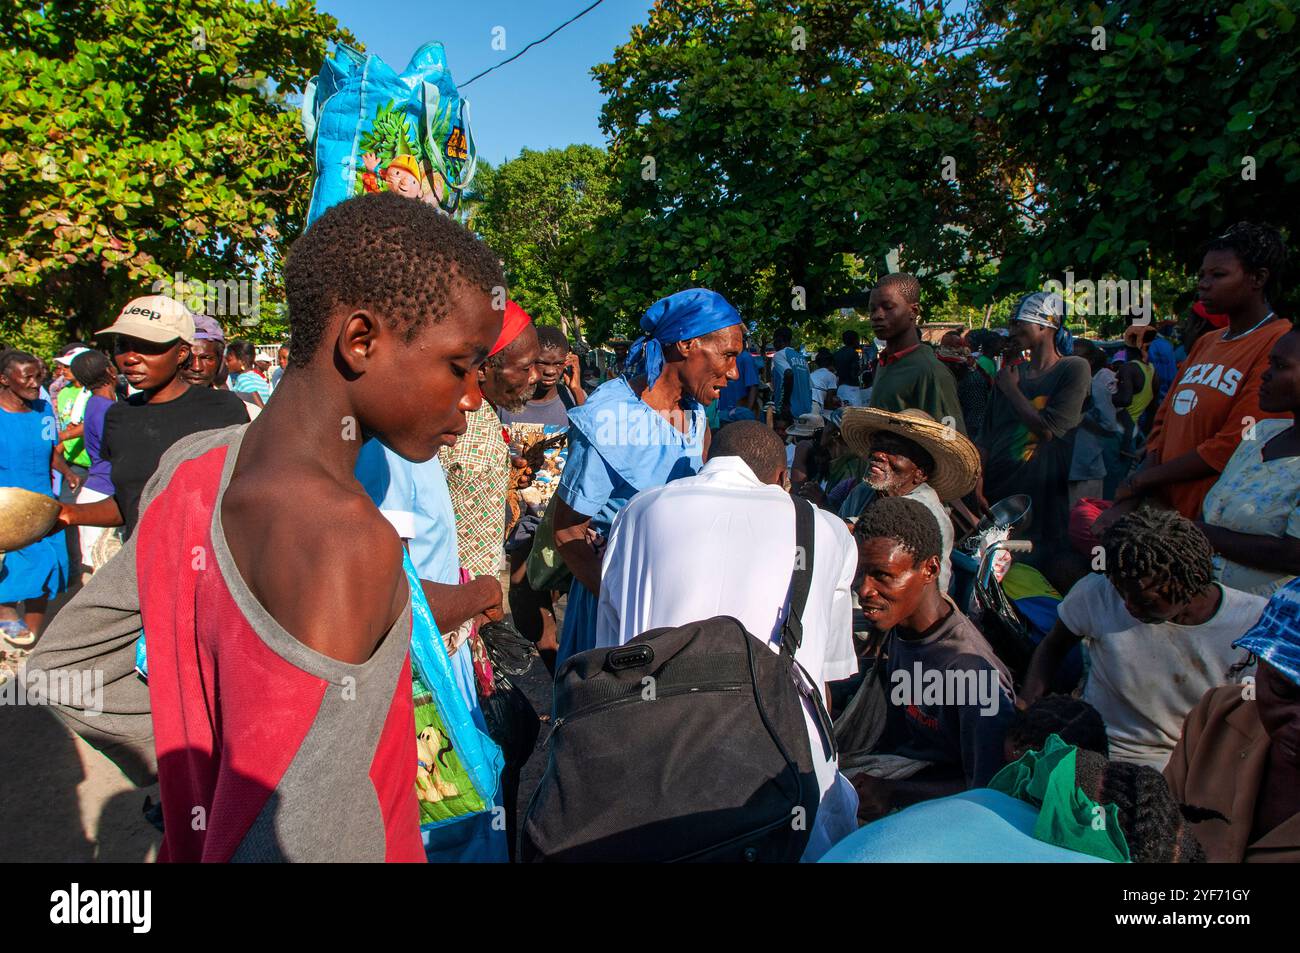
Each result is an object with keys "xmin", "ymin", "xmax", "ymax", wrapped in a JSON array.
[{"xmin": 819, "ymin": 788, "xmax": 1107, "ymax": 863}]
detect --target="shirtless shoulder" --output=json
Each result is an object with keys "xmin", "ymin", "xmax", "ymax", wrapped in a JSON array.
[{"xmin": 222, "ymin": 465, "xmax": 407, "ymax": 664}]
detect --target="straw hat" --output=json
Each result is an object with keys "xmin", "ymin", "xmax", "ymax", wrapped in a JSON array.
[{"xmin": 840, "ymin": 407, "xmax": 981, "ymax": 501}]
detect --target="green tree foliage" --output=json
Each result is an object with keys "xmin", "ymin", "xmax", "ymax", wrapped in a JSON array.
[
  {"xmin": 0, "ymin": 0, "xmax": 351, "ymax": 351},
  {"xmin": 471, "ymin": 144, "xmax": 615, "ymax": 340},
  {"xmin": 982, "ymin": 0, "xmax": 1299, "ymax": 314},
  {"xmin": 572, "ymin": 0, "xmax": 1019, "ymax": 342}
]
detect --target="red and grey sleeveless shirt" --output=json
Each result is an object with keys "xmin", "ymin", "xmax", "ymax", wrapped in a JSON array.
[{"xmin": 135, "ymin": 430, "xmax": 424, "ymax": 862}]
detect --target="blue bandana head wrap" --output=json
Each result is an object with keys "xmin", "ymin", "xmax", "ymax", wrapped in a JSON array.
[
  {"xmin": 1234, "ymin": 576, "xmax": 1300, "ymax": 688},
  {"xmin": 625, "ymin": 289, "xmax": 742, "ymax": 388},
  {"xmin": 1012, "ymin": 291, "xmax": 1074, "ymax": 356}
]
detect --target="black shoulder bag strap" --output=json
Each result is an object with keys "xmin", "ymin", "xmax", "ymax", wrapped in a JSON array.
[
  {"xmin": 780, "ymin": 495, "xmax": 837, "ymax": 759},
  {"xmin": 779, "ymin": 494, "xmax": 815, "ymax": 659}
]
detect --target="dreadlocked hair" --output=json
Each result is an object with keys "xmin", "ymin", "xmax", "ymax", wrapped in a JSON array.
[
  {"xmin": 1005, "ymin": 695, "xmax": 1109, "ymax": 762},
  {"xmin": 1073, "ymin": 750, "xmax": 1210, "ymax": 863},
  {"xmin": 1101, "ymin": 507, "xmax": 1214, "ymax": 604},
  {"xmin": 1203, "ymin": 221, "xmax": 1289, "ymax": 300},
  {"xmin": 1227, "ymin": 651, "xmax": 1258, "ymax": 681}
]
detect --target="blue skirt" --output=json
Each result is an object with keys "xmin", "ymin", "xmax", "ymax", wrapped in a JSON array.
[
  {"xmin": 0, "ymin": 533, "xmax": 70, "ymax": 603},
  {"xmin": 557, "ymin": 577, "xmax": 599, "ymax": 669}
]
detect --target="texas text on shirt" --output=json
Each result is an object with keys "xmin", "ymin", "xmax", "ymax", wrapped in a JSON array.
[{"xmin": 1145, "ymin": 318, "xmax": 1290, "ymax": 519}]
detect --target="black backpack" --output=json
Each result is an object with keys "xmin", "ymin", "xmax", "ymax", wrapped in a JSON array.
[{"xmin": 521, "ymin": 496, "xmax": 835, "ymax": 863}]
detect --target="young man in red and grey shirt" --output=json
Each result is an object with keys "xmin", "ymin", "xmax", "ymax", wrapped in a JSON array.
[{"xmin": 31, "ymin": 193, "xmax": 506, "ymax": 862}]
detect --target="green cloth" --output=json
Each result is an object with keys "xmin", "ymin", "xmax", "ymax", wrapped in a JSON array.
[
  {"xmin": 56, "ymin": 385, "xmax": 91, "ymax": 468},
  {"xmin": 976, "ymin": 355, "xmax": 997, "ymax": 378},
  {"xmin": 988, "ymin": 733, "xmax": 1130, "ymax": 863},
  {"xmin": 869, "ymin": 344, "xmax": 967, "ymax": 435}
]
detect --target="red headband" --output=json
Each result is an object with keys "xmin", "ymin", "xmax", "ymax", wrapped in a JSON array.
[{"xmin": 490, "ymin": 300, "xmax": 533, "ymax": 356}]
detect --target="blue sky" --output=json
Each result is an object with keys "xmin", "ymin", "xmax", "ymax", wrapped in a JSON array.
[{"xmin": 315, "ymin": 0, "xmax": 652, "ymax": 166}]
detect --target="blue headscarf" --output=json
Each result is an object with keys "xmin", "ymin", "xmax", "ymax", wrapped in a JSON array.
[
  {"xmin": 625, "ymin": 289, "xmax": 742, "ymax": 388},
  {"xmin": 1012, "ymin": 291, "xmax": 1074, "ymax": 356},
  {"xmin": 1234, "ymin": 576, "xmax": 1300, "ymax": 688}
]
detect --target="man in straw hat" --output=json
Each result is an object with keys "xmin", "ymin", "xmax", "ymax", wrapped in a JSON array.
[{"xmin": 839, "ymin": 406, "xmax": 981, "ymax": 595}]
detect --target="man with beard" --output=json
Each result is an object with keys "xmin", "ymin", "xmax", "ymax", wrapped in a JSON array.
[
  {"xmin": 498, "ymin": 325, "xmax": 579, "ymax": 669},
  {"xmin": 837, "ymin": 407, "xmax": 982, "ymax": 595},
  {"xmin": 440, "ymin": 299, "xmax": 541, "ymax": 579}
]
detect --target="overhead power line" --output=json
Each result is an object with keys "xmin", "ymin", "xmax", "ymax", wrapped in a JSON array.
[{"xmin": 460, "ymin": 0, "xmax": 608, "ymax": 88}]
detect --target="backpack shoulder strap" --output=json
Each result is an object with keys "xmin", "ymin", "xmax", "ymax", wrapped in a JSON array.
[{"xmin": 779, "ymin": 494, "xmax": 815, "ymax": 658}]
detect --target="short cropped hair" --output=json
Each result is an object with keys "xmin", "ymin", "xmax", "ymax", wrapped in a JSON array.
[
  {"xmin": 876, "ymin": 272, "xmax": 921, "ymax": 304},
  {"xmin": 71, "ymin": 350, "xmax": 114, "ymax": 389},
  {"xmin": 0, "ymin": 349, "xmax": 39, "ymax": 376},
  {"xmin": 710, "ymin": 420, "xmax": 787, "ymax": 482},
  {"xmin": 853, "ymin": 495, "xmax": 941, "ymax": 564},
  {"xmin": 536, "ymin": 325, "xmax": 569, "ymax": 353},
  {"xmin": 283, "ymin": 192, "xmax": 505, "ymax": 369}
]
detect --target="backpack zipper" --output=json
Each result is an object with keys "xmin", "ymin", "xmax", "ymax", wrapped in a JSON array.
[{"xmin": 549, "ymin": 683, "xmax": 744, "ymax": 736}]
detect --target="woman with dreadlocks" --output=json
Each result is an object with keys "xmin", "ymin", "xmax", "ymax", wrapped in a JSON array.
[
  {"xmin": 1101, "ymin": 223, "xmax": 1292, "ymax": 534},
  {"xmin": 1021, "ymin": 508, "xmax": 1267, "ymax": 769},
  {"xmin": 1165, "ymin": 576, "xmax": 1300, "ymax": 861}
]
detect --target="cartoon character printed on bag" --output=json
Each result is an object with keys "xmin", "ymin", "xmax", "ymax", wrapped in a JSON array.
[
  {"xmin": 355, "ymin": 101, "xmax": 448, "ymax": 209},
  {"xmin": 360, "ymin": 152, "xmax": 424, "ymax": 199},
  {"xmin": 415, "ymin": 724, "xmax": 460, "ymax": 804},
  {"xmin": 304, "ymin": 43, "xmax": 478, "ymax": 224}
]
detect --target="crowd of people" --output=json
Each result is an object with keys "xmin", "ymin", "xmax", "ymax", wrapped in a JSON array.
[{"xmin": 3, "ymin": 194, "xmax": 1298, "ymax": 863}]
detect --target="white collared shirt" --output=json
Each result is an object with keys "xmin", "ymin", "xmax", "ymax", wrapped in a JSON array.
[{"xmin": 596, "ymin": 454, "xmax": 860, "ymax": 860}]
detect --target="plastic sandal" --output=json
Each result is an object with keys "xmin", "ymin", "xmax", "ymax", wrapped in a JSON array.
[{"xmin": 0, "ymin": 620, "xmax": 35, "ymax": 648}]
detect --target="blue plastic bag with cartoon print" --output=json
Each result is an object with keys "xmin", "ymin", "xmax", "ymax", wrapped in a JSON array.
[
  {"xmin": 301, "ymin": 42, "xmax": 477, "ymax": 224},
  {"xmin": 400, "ymin": 551, "xmax": 507, "ymax": 863}
]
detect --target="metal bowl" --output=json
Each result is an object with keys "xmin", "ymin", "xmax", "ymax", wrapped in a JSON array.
[{"xmin": 0, "ymin": 487, "xmax": 61, "ymax": 552}]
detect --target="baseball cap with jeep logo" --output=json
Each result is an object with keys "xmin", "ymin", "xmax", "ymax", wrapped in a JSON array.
[{"xmin": 96, "ymin": 295, "xmax": 196, "ymax": 345}]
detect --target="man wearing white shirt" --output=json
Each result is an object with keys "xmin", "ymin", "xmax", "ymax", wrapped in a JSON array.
[
  {"xmin": 810, "ymin": 348, "xmax": 839, "ymax": 415},
  {"xmin": 595, "ymin": 421, "xmax": 860, "ymax": 860}
]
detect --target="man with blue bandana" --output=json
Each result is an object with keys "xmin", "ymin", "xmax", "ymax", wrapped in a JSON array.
[{"xmin": 552, "ymin": 289, "xmax": 744, "ymax": 665}]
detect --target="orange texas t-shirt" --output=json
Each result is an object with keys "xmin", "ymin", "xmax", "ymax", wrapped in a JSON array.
[{"xmin": 1145, "ymin": 317, "xmax": 1291, "ymax": 519}]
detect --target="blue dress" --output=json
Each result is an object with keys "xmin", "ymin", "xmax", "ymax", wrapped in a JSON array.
[
  {"xmin": 0, "ymin": 399, "xmax": 70, "ymax": 602},
  {"xmin": 355, "ymin": 438, "xmax": 484, "ymax": 723},
  {"xmin": 555, "ymin": 378, "xmax": 706, "ymax": 665}
]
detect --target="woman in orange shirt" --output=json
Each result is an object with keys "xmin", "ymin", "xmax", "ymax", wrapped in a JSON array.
[{"xmin": 1100, "ymin": 223, "xmax": 1291, "ymax": 532}]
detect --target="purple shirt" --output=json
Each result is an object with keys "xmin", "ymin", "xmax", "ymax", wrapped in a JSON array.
[{"xmin": 82, "ymin": 394, "xmax": 116, "ymax": 495}]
